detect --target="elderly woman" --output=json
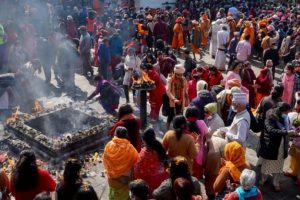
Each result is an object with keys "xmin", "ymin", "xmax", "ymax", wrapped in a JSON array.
[
  {"xmin": 203, "ymin": 102, "xmax": 225, "ymax": 137},
  {"xmin": 103, "ymin": 126, "xmax": 139, "ymax": 200},
  {"xmin": 224, "ymin": 169, "xmax": 263, "ymax": 200},
  {"xmin": 122, "ymin": 47, "xmax": 141, "ymax": 103},
  {"xmin": 213, "ymin": 141, "xmax": 250, "ymax": 198},
  {"xmin": 258, "ymin": 102, "xmax": 297, "ymax": 191},
  {"xmin": 190, "ymin": 80, "xmax": 214, "ymax": 120},
  {"xmin": 153, "ymin": 156, "xmax": 205, "ymax": 200},
  {"xmin": 166, "ymin": 64, "xmax": 189, "ymax": 129}
]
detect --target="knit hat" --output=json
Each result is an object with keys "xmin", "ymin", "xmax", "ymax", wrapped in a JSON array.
[
  {"xmin": 205, "ymin": 103, "xmax": 217, "ymax": 114},
  {"xmin": 197, "ymin": 80, "xmax": 208, "ymax": 94},
  {"xmin": 174, "ymin": 64, "xmax": 185, "ymax": 74},
  {"xmin": 232, "ymin": 93, "xmax": 248, "ymax": 105}
]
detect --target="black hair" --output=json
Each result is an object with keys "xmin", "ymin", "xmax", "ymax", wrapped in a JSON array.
[
  {"xmin": 94, "ymin": 75, "xmax": 103, "ymax": 81},
  {"xmin": 75, "ymin": 183, "xmax": 99, "ymax": 200},
  {"xmin": 118, "ymin": 104, "xmax": 133, "ymax": 120},
  {"xmin": 277, "ymin": 102, "xmax": 291, "ymax": 113},
  {"xmin": 173, "ymin": 177, "xmax": 194, "ymax": 200},
  {"xmin": 185, "ymin": 107, "xmax": 200, "ymax": 134},
  {"xmin": 271, "ymin": 84, "xmax": 284, "ymax": 99},
  {"xmin": 169, "ymin": 157, "xmax": 194, "ymax": 198},
  {"xmin": 142, "ymin": 128, "xmax": 168, "ymax": 163},
  {"xmin": 12, "ymin": 150, "xmax": 39, "ymax": 191},
  {"xmin": 228, "ymin": 60, "xmax": 241, "ymax": 72},
  {"xmin": 245, "ymin": 34, "xmax": 251, "ymax": 41},
  {"xmin": 33, "ymin": 192, "xmax": 52, "ymax": 200},
  {"xmin": 115, "ymin": 126, "xmax": 128, "ymax": 139},
  {"xmin": 286, "ymin": 63, "xmax": 294, "ymax": 73},
  {"xmin": 172, "ymin": 115, "xmax": 187, "ymax": 140},
  {"xmin": 61, "ymin": 158, "xmax": 83, "ymax": 195},
  {"xmin": 129, "ymin": 179, "xmax": 149, "ymax": 200}
]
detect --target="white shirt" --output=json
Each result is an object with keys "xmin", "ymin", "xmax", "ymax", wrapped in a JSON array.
[
  {"xmin": 217, "ymin": 29, "xmax": 229, "ymax": 49},
  {"xmin": 224, "ymin": 110, "xmax": 251, "ymax": 146},
  {"xmin": 124, "ymin": 55, "xmax": 141, "ymax": 71}
]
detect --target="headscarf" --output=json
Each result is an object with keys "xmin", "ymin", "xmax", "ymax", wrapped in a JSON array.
[
  {"xmin": 220, "ymin": 141, "xmax": 246, "ymax": 182},
  {"xmin": 103, "ymin": 137, "xmax": 139, "ymax": 178}
]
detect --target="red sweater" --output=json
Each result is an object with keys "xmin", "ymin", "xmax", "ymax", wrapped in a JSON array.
[{"xmin": 10, "ymin": 169, "xmax": 56, "ymax": 200}]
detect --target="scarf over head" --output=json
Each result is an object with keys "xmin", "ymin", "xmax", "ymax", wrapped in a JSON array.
[
  {"xmin": 220, "ymin": 141, "xmax": 246, "ymax": 182},
  {"xmin": 103, "ymin": 137, "xmax": 139, "ymax": 178}
]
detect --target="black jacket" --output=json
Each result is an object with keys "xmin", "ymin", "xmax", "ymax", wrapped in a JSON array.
[{"xmin": 258, "ymin": 109, "xmax": 289, "ymax": 160}]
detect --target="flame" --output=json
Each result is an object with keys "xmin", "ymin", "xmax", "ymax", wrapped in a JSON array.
[
  {"xmin": 32, "ymin": 100, "xmax": 43, "ymax": 113},
  {"xmin": 6, "ymin": 106, "xmax": 20, "ymax": 124},
  {"xmin": 133, "ymin": 72, "xmax": 155, "ymax": 85}
]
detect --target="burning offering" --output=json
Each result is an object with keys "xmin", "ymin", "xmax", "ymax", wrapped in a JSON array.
[
  {"xmin": 132, "ymin": 72, "xmax": 155, "ymax": 90},
  {"xmin": 4, "ymin": 102, "xmax": 114, "ymax": 163}
]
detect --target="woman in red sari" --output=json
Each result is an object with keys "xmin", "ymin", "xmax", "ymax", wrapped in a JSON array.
[
  {"xmin": 134, "ymin": 128, "xmax": 168, "ymax": 196},
  {"xmin": 109, "ymin": 104, "xmax": 142, "ymax": 152},
  {"xmin": 255, "ymin": 61, "xmax": 273, "ymax": 108},
  {"xmin": 143, "ymin": 63, "xmax": 166, "ymax": 120}
]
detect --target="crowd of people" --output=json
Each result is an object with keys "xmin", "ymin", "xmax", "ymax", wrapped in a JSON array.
[{"xmin": 0, "ymin": 0, "xmax": 300, "ymax": 199}]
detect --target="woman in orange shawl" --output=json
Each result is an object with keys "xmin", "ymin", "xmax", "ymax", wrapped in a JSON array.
[
  {"xmin": 213, "ymin": 141, "xmax": 250, "ymax": 197},
  {"xmin": 200, "ymin": 13, "xmax": 210, "ymax": 47},
  {"xmin": 240, "ymin": 21, "xmax": 255, "ymax": 46},
  {"xmin": 103, "ymin": 126, "xmax": 139, "ymax": 200},
  {"xmin": 172, "ymin": 17, "xmax": 184, "ymax": 52}
]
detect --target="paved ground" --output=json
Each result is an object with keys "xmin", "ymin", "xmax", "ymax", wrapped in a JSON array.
[{"xmin": 1, "ymin": 48, "xmax": 299, "ymax": 199}]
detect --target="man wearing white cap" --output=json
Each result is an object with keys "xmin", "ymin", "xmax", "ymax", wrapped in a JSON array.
[{"xmin": 221, "ymin": 92, "xmax": 251, "ymax": 146}]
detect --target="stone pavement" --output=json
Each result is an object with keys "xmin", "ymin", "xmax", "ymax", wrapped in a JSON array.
[{"xmin": 1, "ymin": 49, "xmax": 300, "ymax": 199}]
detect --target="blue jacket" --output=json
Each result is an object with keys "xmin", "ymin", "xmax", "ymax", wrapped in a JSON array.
[
  {"xmin": 109, "ymin": 35, "xmax": 123, "ymax": 56},
  {"xmin": 190, "ymin": 91, "xmax": 215, "ymax": 120},
  {"xmin": 98, "ymin": 43, "xmax": 111, "ymax": 64}
]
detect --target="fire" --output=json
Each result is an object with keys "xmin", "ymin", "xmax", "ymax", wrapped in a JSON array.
[
  {"xmin": 6, "ymin": 106, "xmax": 20, "ymax": 124},
  {"xmin": 133, "ymin": 72, "xmax": 155, "ymax": 85},
  {"xmin": 32, "ymin": 100, "xmax": 43, "ymax": 113}
]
